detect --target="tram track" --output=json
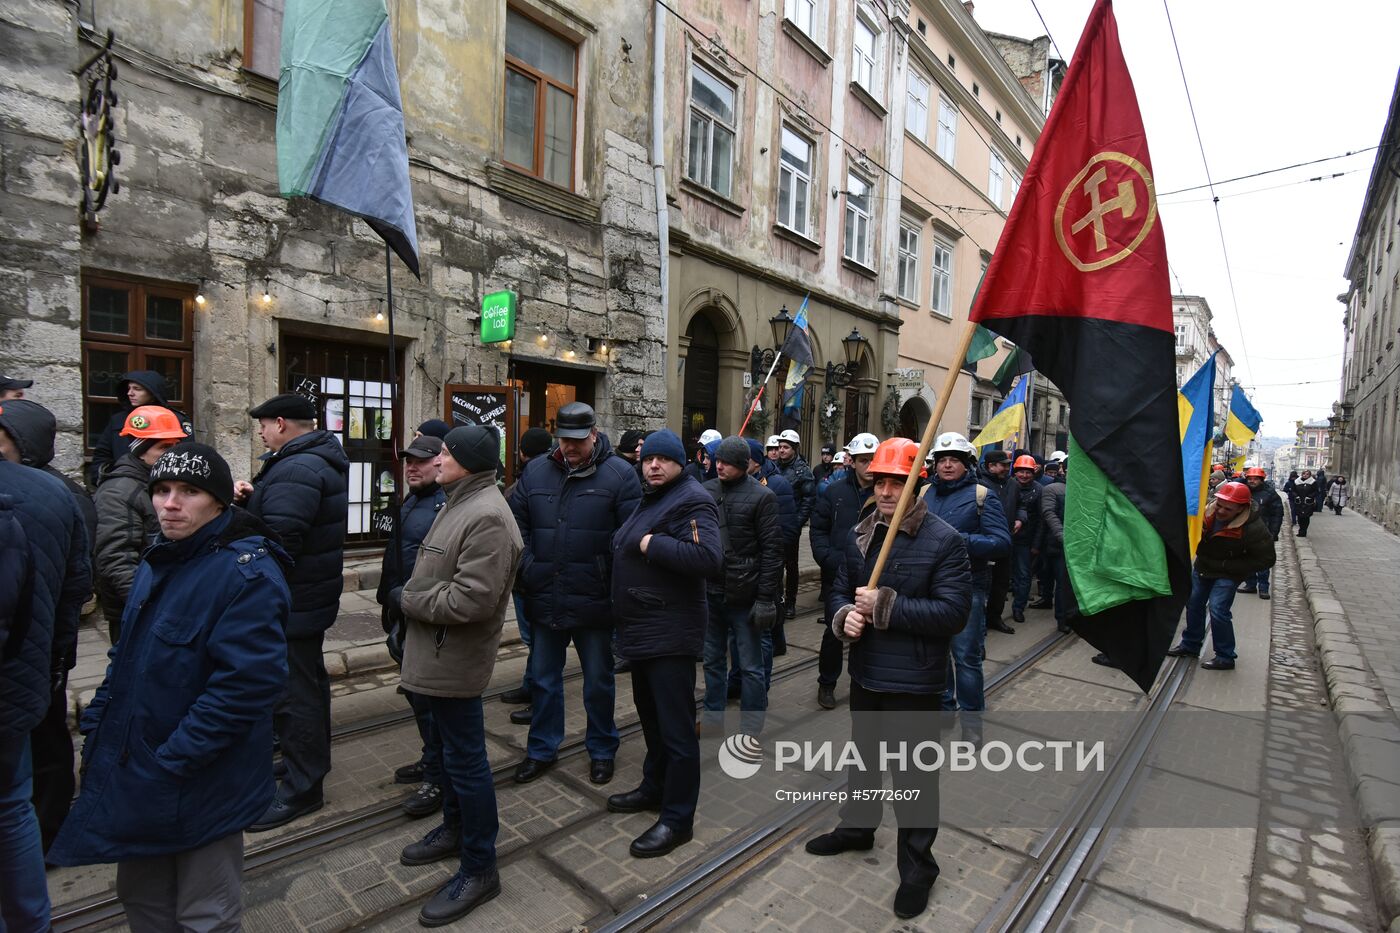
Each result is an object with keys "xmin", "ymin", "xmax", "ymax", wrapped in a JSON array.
[{"xmin": 48, "ymin": 610, "xmax": 829, "ymax": 932}]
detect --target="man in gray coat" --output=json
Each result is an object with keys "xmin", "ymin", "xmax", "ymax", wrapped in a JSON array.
[{"xmin": 395, "ymin": 425, "xmax": 522, "ymax": 927}]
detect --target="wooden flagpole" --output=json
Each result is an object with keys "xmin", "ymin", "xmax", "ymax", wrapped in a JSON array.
[{"xmin": 865, "ymin": 321, "xmax": 979, "ymax": 588}]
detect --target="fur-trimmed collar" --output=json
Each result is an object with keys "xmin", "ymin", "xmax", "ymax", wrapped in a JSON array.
[{"xmin": 853, "ymin": 497, "xmax": 928, "ymax": 557}]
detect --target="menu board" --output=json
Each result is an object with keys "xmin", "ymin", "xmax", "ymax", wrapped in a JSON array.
[{"xmin": 445, "ymin": 384, "xmax": 516, "ymax": 486}]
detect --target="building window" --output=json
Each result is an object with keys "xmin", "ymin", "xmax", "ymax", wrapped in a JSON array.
[
  {"xmin": 852, "ymin": 13, "xmax": 878, "ymax": 93},
  {"xmin": 686, "ymin": 61, "xmax": 737, "ymax": 199},
  {"xmin": 947, "ymin": 53, "xmax": 955, "ymax": 70},
  {"xmin": 906, "ymin": 71, "xmax": 930, "ymax": 140},
  {"xmin": 785, "ymin": 0, "xmax": 816, "ymax": 36},
  {"xmin": 503, "ymin": 9, "xmax": 578, "ymax": 189},
  {"xmin": 936, "ymin": 96, "xmax": 957, "ymax": 164},
  {"xmin": 995, "ymin": 109, "xmax": 1002, "ymax": 123},
  {"xmin": 989, "ymin": 150, "xmax": 1005, "ymax": 206},
  {"xmin": 777, "ymin": 127, "xmax": 813, "ymax": 235},
  {"xmin": 1174, "ymin": 322, "xmax": 1187, "ymax": 349},
  {"xmin": 972, "ymin": 82, "xmax": 980, "ymax": 97},
  {"xmin": 931, "ymin": 236, "xmax": 954, "ymax": 315},
  {"xmin": 843, "ymin": 172, "xmax": 872, "ymax": 265},
  {"xmin": 897, "ymin": 222, "xmax": 920, "ymax": 302},
  {"xmin": 244, "ymin": 0, "xmax": 284, "ymax": 79},
  {"xmin": 1008, "ymin": 170, "xmax": 1022, "ymax": 209},
  {"xmin": 82, "ymin": 274, "xmax": 195, "ymax": 453}
]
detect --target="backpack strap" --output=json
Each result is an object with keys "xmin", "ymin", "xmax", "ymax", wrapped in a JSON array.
[{"xmin": 975, "ymin": 483, "xmax": 988, "ymax": 517}]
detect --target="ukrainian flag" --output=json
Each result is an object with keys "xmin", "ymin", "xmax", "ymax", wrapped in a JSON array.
[
  {"xmin": 1225, "ymin": 387, "xmax": 1262, "ymax": 449},
  {"xmin": 971, "ymin": 375, "xmax": 1028, "ymax": 448},
  {"xmin": 1178, "ymin": 352, "xmax": 1217, "ymax": 557}
]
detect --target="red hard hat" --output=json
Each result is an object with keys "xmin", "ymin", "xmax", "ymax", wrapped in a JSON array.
[
  {"xmin": 868, "ymin": 438, "xmax": 925, "ymax": 479},
  {"xmin": 1013, "ymin": 455, "xmax": 1038, "ymax": 471},
  {"xmin": 120, "ymin": 405, "xmax": 189, "ymax": 440},
  {"xmin": 1244, "ymin": 467, "xmax": 1266, "ymax": 479},
  {"xmin": 1215, "ymin": 481, "xmax": 1252, "ymax": 505}
]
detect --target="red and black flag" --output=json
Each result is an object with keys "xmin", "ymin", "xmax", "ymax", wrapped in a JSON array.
[{"xmin": 970, "ymin": 0, "xmax": 1189, "ymax": 692}]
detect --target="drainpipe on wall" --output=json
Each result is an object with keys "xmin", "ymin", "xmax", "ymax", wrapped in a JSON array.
[{"xmin": 652, "ymin": 0, "xmax": 670, "ymax": 353}]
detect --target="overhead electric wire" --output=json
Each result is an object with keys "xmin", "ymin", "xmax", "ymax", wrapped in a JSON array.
[
  {"xmin": 1156, "ymin": 146, "xmax": 1378, "ymax": 198},
  {"xmin": 1161, "ymin": 0, "xmax": 1255, "ymax": 389},
  {"xmin": 1160, "ymin": 169, "xmax": 1361, "ymax": 204}
]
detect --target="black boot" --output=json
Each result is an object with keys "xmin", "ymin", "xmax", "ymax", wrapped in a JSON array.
[
  {"xmin": 893, "ymin": 882, "xmax": 932, "ymax": 919},
  {"xmin": 419, "ymin": 869, "xmax": 500, "ymax": 927},
  {"xmin": 400, "ymin": 822, "xmax": 460, "ymax": 866},
  {"xmin": 804, "ymin": 828, "xmax": 875, "ymax": 856},
  {"xmin": 630, "ymin": 821, "xmax": 693, "ymax": 858}
]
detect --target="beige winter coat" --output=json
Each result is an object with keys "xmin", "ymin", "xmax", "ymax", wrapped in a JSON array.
[{"xmin": 400, "ymin": 471, "xmax": 522, "ymax": 697}]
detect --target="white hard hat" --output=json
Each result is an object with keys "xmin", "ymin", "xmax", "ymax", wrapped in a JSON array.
[
  {"xmin": 845, "ymin": 432, "xmax": 879, "ymax": 455},
  {"xmin": 833, "ymin": 451, "xmax": 849, "ymax": 464},
  {"xmin": 699, "ymin": 429, "xmax": 722, "ymax": 446},
  {"xmin": 1048, "ymin": 450, "xmax": 1068, "ymax": 463},
  {"xmin": 765, "ymin": 434, "xmax": 780, "ymax": 449},
  {"xmin": 931, "ymin": 431, "xmax": 976, "ymax": 463},
  {"xmin": 778, "ymin": 429, "xmax": 801, "ymax": 445}
]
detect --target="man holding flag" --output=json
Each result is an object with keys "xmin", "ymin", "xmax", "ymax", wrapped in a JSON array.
[{"xmin": 967, "ymin": 0, "xmax": 1190, "ymax": 690}]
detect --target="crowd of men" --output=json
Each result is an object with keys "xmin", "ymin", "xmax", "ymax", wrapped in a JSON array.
[{"xmin": 0, "ymin": 368, "xmax": 1281, "ymax": 929}]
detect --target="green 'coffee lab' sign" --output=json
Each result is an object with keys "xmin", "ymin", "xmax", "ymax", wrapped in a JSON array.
[{"xmin": 481, "ymin": 290, "xmax": 517, "ymax": 344}]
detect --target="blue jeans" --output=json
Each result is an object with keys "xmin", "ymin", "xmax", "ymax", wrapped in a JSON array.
[
  {"xmin": 943, "ymin": 583, "xmax": 989, "ymax": 712},
  {"xmin": 1011, "ymin": 543, "xmax": 1034, "ymax": 615},
  {"xmin": 428, "ymin": 696, "xmax": 498, "ymax": 875},
  {"xmin": 1253, "ymin": 567, "xmax": 1271, "ymax": 594},
  {"xmin": 703, "ymin": 597, "xmax": 767, "ymax": 735},
  {"xmin": 0, "ymin": 735, "xmax": 50, "ymax": 932},
  {"xmin": 513, "ymin": 593, "xmax": 534, "ymax": 693},
  {"xmin": 728, "ymin": 628, "xmax": 774, "ymax": 690},
  {"xmin": 527, "ymin": 625, "xmax": 618, "ymax": 761},
  {"xmin": 404, "ymin": 690, "xmax": 442, "ymax": 786},
  {"xmin": 1178, "ymin": 573, "xmax": 1239, "ymax": 661}
]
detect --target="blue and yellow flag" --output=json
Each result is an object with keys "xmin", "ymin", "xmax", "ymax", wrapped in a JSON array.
[
  {"xmin": 1224, "ymin": 386, "xmax": 1262, "ymax": 449},
  {"xmin": 781, "ymin": 296, "xmax": 813, "ymax": 415},
  {"xmin": 972, "ymin": 375, "xmax": 1029, "ymax": 448},
  {"xmin": 277, "ymin": 0, "xmax": 420, "ymax": 275},
  {"xmin": 1178, "ymin": 352, "xmax": 1217, "ymax": 557}
]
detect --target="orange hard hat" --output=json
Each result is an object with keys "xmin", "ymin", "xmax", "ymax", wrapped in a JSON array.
[
  {"xmin": 120, "ymin": 405, "xmax": 188, "ymax": 440},
  {"xmin": 1013, "ymin": 454, "xmax": 1038, "ymax": 471},
  {"xmin": 1215, "ymin": 481, "xmax": 1252, "ymax": 505},
  {"xmin": 1211, "ymin": 463, "xmax": 1225, "ymax": 473},
  {"xmin": 1244, "ymin": 467, "xmax": 1266, "ymax": 479},
  {"xmin": 868, "ymin": 437, "xmax": 925, "ymax": 479}
]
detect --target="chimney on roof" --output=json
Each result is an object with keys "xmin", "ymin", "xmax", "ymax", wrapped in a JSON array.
[{"xmin": 963, "ymin": 1, "xmax": 975, "ymax": 16}]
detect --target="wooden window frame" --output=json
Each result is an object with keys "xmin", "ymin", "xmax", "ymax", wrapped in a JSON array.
[
  {"xmin": 776, "ymin": 125, "xmax": 813, "ymax": 235},
  {"xmin": 502, "ymin": 7, "xmax": 580, "ymax": 192},
  {"xmin": 243, "ymin": 0, "xmax": 284, "ymax": 81},
  {"xmin": 843, "ymin": 171, "xmax": 873, "ymax": 265},
  {"xmin": 685, "ymin": 59, "xmax": 739, "ymax": 200},
  {"xmin": 931, "ymin": 235, "xmax": 954, "ymax": 316},
  {"xmin": 897, "ymin": 222, "xmax": 920, "ymax": 302}
]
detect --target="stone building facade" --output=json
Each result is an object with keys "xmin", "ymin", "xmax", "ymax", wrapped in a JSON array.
[
  {"xmin": 1, "ymin": 0, "xmax": 666, "ymax": 544},
  {"xmin": 1338, "ymin": 73, "xmax": 1400, "ymax": 532}
]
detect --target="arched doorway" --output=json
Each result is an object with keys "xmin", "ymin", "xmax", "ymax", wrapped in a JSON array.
[
  {"xmin": 899, "ymin": 396, "xmax": 931, "ymax": 441},
  {"xmin": 681, "ymin": 312, "xmax": 720, "ymax": 446}
]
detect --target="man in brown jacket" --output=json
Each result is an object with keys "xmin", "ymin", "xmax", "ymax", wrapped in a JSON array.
[{"xmin": 394, "ymin": 425, "xmax": 523, "ymax": 927}]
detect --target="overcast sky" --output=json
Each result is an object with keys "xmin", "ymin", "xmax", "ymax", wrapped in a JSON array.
[{"xmin": 970, "ymin": 0, "xmax": 1399, "ymax": 437}]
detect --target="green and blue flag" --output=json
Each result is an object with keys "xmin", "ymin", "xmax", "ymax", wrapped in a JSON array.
[
  {"xmin": 781, "ymin": 296, "xmax": 813, "ymax": 415},
  {"xmin": 1177, "ymin": 351, "xmax": 1217, "ymax": 557},
  {"xmin": 277, "ymin": 0, "xmax": 420, "ymax": 275}
]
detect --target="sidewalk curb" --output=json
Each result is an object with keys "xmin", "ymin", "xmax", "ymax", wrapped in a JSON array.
[{"xmin": 1289, "ymin": 527, "xmax": 1400, "ymax": 931}]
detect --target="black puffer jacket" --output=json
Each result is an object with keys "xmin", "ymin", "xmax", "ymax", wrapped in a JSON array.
[
  {"xmin": 829, "ymin": 499, "xmax": 972, "ymax": 695},
  {"xmin": 611, "ymin": 473, "xmax": 723, "ymax": 660},
  {"xmin": 0, "ymin": 399, "xmax": 97, "ymax": 546},
  {"xmin": 245, "ymin": 430, "xmax": 349, "ymax": 636},
  {"xmin": 0, "ymin": 462, "xmax": 91, "ymax": 737},
  {"xmin": 92, "ymin": 453, "xmax": 160, "ymax": 623},
  {"xmin": 1012, "ymin": 478, "xmax": 1041, "ymax": 546},
  {"xmin": 1040, "ymin": 482, "xmax": 1067, "ymax": 555},
  {"xmin": 1248, "ymin": 481, "xmax": 1284, "ymax": 540},
  {"xmin": 979, "ymin": 467, "xmax": 1023, "ymax": 539},
  {"xmin": 703, "ymin": 474, "xmax": 783, "ymax": 607},
  {"xmin": 90, "ymin": 370, "xmax": 192, "ymax": 485},
  {"xmin": 809, "ymin": 469, "xmax": 875, "ymax": 599},
  {"xmin": 1195, "ymin": 501, "xmax": 1276, "ymax": 581},
  {"xmin": 509, "ymin": 434, "xmax": 643, "ymax": 631},
  {"xmin": 777, "ymin": 455, "xmax": 817, "ymax": 525},
  {"xmin": 377, "ymin": 484, "xmax": 446, "ymax": 648}
]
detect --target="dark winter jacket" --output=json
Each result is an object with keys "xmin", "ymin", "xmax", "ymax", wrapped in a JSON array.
[
  {"xmin": 1194, "ymin": 501, "xmax": 1276, "ymax": 581},
  {"xmin": 509, "ymin": 434, "xmax": 643, "ymax": 631},
  {"xmin": 703, "ymin": 473, "xmax": 784, "ymax": 607},
  {"xmin": 245, "ymin": 429, "xmax": 349, "ymax": 637},
  {"xmin": 0, "ymin": 398, "xmax": 98, "ymax": 547},
  {"xmin": 0, "ymin": 462, "xmax": 90, "ymax": 737},
  {"xmin": 92, "ymin": 453, "xmax": 160, "ymax": 624},
  {"xmin": 920, "ymin": 472, "xmax": 1011, "ymax": 584},
  {"xmin": 777, "ymin": 454, "xmax": 817, "ymax": 525},
  {"xmin": 758, "ymin": 459, "xmax": 800, "ymax": 543},
  {"xmin": 1248, "ymin": 481, "xmax": 1284, "ymax": 540},
  {"xmin": 611, "ymin": 473, "xmax": 723, "ymax": 660},
  {"xmin": 1313, "ymin": 470, "xmax": 1327, "ymax": 507},
  {"xmin": 1291, "ymin": 478, "xmax": 1318, "ymax": 516},
  {"xmin": 829, "ymin": 498, "xmax": 972, "ymax": 694},
  {"xmin": 1011, "ymin": 478, "xmax": 1042, "ymax": 547},
  {"xmin": 809, "ymin": 469, "xmax": 875, "ymax": 598},
  {"xmin": 979, "ymin": 466, "xmax": 1024, "ymax": 539},
  {"xmin": 1040, "ymin": 482, "xmax": 1067, "ymax": 554},
  {"xmin": 49, "ymin": 507, "xmax": 290, "ymax": 866},
  {"xmin": 89, "ymin": 370, "xmax": 192, "ymax": 485},
  {"xmin": 377, "ymin": 483, "xmax": 446, "ymax": 656},
  {"xmin": 1, "ymin": 496, "xmax": 35, "ymax": 727}
]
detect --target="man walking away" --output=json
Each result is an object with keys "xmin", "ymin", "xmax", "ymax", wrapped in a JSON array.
[
  {"xmin": 1168, "ymin": 481, "xmax": 1275, "ymax": 670},
  {"xmin": 501, "ymin": 427, "xmax": 555, "ymax": 725},
  {"xmin": 50, "ymin": 443, "xmax": 289, "ymax": 931},
  {"xmin": 236, "ymin": 393, "xmax": 349, "ymax": 831},
  {"xmin": 1008, "ymin": 455, "xmax": 1042, "ymax": 623},
  {"xmin": 509, "ymin": 402, "xmax": 641, "ymax": 787},
  {"xmin": 1237, "ymin": 467, "xmax": 1282, "ymax": 599},
  {"xmin": 378, "ymin": 434, "xmax": 448, "ymax": 818},
  {"xmin": 395, "ymin": 426, "xmax": 522, "ymax": 927},
  {"xmin": 775, "ymin": 429, "xmax": 815, "ymax": 618},
  {"xmin": 702, "ymin": 437, "xmax": 783, "ymax": 736},
  {"xmin": 607, "ymin": 430, "xmax": 722, "ymax": 858},
  {"xmin": 978, "ymin": 450, "xmax": 1021, "ymax": 635},
  {"xmin": 808, "ymin": 432, "xmax": 878, "ymax": 709},
  {"xmin": 804, "ymin": 438, "xmax": 972, "ymax": 920}
]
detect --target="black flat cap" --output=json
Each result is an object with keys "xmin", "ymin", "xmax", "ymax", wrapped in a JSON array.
[
  {"xmin": 0, "ymin": 376, "xmax": 34, "ymax": 391},
  {"xmin": 249, "ymin": 393, "xmax": 317, "ymax": 420},
  {"xmin": 400, "ymin": 435, "xmax": 444, "ymax": 459},
  {"xmin": 555, "ymin": 402, "xmax": 596, "ymax": 439}
]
